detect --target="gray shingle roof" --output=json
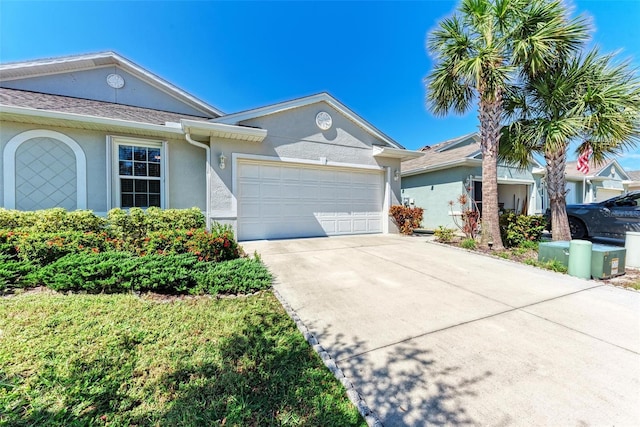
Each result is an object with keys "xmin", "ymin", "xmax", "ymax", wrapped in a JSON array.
[
  {"xmin": 627, "ymin": 170, "xmax": 640, "ymax": 181},
  {"xmin": 0, "ymin": 87, "xmax": 210, "ymax": 125},
  {"xmin": 402, "ymin": 136, "xmax": 480, "ymax": 172}
]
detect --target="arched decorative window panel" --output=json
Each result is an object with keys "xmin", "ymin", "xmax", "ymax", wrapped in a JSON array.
[{"xmin": 3, "ymin": 130, "xmax": 87, "ymax": 210}]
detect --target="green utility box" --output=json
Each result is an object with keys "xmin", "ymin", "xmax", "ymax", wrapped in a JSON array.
[
  {"xmin": 591, "ymin": 244, "xmax": 626, "ymax": 280},
  {"xmin": 538, "ymin": 241, "xmax": 570, "ymax": 266}
]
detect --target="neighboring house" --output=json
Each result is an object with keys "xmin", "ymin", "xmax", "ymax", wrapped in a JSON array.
[
  {"xmin": 0, "ymin": 52, "xmax": 421, "ymax": 240},
  {"xmin": 562, "ymin": 160, "xmax": 635, "ymax": 204},
  {"xmin": 625, "ymin": 170, "xmax": 640, "ymax": 192},
  {"xmin": 400, "ymin": 133, "xmax": 544, "ymax": 230}
]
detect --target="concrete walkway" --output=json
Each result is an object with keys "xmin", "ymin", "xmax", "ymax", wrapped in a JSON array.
[{"xmin": 243, "ymin": 234, "xmax": 640, "ymax": 426}]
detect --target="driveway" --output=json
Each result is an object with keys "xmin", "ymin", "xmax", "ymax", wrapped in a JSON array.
[{"xmin": 242, "ymin": 234, "xmax": 640, "ymax": 426}]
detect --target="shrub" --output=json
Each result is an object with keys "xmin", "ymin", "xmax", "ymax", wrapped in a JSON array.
[
  {"xmin": 32, "ymin": 252, "xmax": 200, "ymax": 294},
  {"xmin": 0, "ymin": 255, "xmax": 36, "ymax": 291},
  {"xmin": 0, "ymin": 208, "xmax": 106, "ymax": 232},
  {"xmin": 107, "ymin": 207, "xmax": 205, "ymax": 241},
  {"xmin": 499, "ymin": 213, "xmax": 547, "ymax": 248},
  {"xmin": 461, "ymin": 238, "xmax": 477, "ymax": 250},
  {"xmin": 389, "ymin": 205, "xmax": 424, "ymax": 235},
  {"xmin": 193, "ymin": 258, "xmax": 273, "ymax": 295},
  {"xmin": 434, "ymin": 226, "xmax": 455, "ymax": 243},
  {"xmin": 31, "ymin": 251, "xmax": 271, "ymax": 295},
  {"xmin": 0, "ymin": 229, "xmax": 21, "ymax": 257},
  {"xmin": 13, "ymin": 231, "xmax": 116, "ymax": 266},
  {"xmin": 449, "ymin": 194, "xmax": 479, "ymax": 239},
  {"xmin": 143, "ymin": 223, "xmax": 242, "ymax": 261}
]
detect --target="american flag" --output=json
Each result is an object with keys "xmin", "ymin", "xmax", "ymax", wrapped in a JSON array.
[{"xmin": 577, "ymin": 145, "xmax": 592, "ymax": 174}]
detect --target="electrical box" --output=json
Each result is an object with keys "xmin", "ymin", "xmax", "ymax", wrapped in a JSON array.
[
  {"xmin": 591, "ymin": 244, "xmax": 626, "ymax": 280},
  {"xmin": 538, "ymin": 241, "xmax": 570, "ymax": 267}
]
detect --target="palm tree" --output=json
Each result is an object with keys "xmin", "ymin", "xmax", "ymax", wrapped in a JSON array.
[
  {"xmin": 426, "ymin": 0, "xmax": 588, "ymax": 249},
  {"xmin": 501, "ymin": 49, "xmax": 640, "ymax": 240}
]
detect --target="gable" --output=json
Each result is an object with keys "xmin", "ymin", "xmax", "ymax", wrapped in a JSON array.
[
  {"xmin": 235, "ymin": 101, "xmax": 386, "ymax": 150},
  {"xmin": 435, "ymin": 134, "xmax": 479, "ymax": 153},
  {"xmin": 1, "ymin": 67, "xmax": 211, "ymax": 118},
  {"xmin": 214, "ymin": 92, "xmax": 403, "ymax": 149},
  {"xmin": 595, "ymin": 162, "xmax": 629, "ymax": 181},
  {"xmin": 0, "ymin": 52, "xmax": 222, "ymax": 118}
]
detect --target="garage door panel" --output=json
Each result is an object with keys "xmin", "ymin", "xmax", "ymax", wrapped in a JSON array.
[
  {"xmin": 280, "ymin": 167, "xmax": 299, "ymax": 179},
  {"xmin": 239, "ymin": 202, "xmax": 260, "ymax": 218},
  {"xmin": 239, "ymin": 182, "xmax": 260, "ymax": 198},
  {"xmin": 353, "ymin": 219, "xmax": 369, "ymax": 232},
  {"xmin": 261, "ymin": 203, "xmax": 282, "ymax": 218},
  {"xmin": 238, "ymin": 161, "xmax": 383, "ymax": 240},
  {"xmin": 261, "ymin": 183, "xmax": 281, "ymax": 199},
  {"xmin": 239, "ymin": 163, "xmax": 261, "ymax": 178}
]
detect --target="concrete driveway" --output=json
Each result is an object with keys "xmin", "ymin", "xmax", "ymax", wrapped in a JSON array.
[{"xmin": 243, "ymin": 235, "xmax": 640, "ymax": 426}]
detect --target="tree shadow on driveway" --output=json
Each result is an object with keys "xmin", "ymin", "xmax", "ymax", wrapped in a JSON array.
[{"xmin": 310, "ymin": 322, "xmax": 494, "ymax": 426}]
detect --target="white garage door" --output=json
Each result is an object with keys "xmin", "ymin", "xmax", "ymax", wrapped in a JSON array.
[
  {"xmin": 237, "ymin": 161, "xmax": 384, "ymax": 240},
  {"xmin": 597, "ymin": 188, "xmax": 623, "ymax": 202}
]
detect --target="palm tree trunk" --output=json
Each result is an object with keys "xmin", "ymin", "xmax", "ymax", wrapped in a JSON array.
[
  {"xmin": 479, "ymin": 95, "xmax": 505, "ymax": 250},
  {"xmin": 545, "ymin": 147, "xmax": 571, "ymax": 241}
]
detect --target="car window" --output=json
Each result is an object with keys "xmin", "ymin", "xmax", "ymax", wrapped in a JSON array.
[{"xmin": 614, "ymin": 195, "xmax": 639, "ymax": 207}]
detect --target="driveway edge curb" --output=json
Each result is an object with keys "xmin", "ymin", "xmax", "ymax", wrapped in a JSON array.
[{"xmin": 272, "ymin": 287, "xmax": 383, "ymax": 427}]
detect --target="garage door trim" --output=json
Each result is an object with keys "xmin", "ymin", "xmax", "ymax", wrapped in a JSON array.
[{"xmin": 232, "ymin": 153, "xmax": 390, "ymax": 240}]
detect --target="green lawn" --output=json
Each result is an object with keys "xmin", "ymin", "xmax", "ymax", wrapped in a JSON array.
[{"xmin": 0, "ymin": 291, "xmax": 365, "ymax": 426}]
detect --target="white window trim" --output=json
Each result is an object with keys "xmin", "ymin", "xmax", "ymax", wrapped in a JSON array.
[
  {"xmin": 3, "ymin": 129, "xmax": 87, "ymax": 209},
  {"xmin": 107, "ymin": 136, "xmax": 167, "ymax": 209}
]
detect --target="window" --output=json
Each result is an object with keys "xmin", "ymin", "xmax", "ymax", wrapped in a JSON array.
[{"xmin": 109, "ymin": 137, "xmax": 166, "ymax": 209}]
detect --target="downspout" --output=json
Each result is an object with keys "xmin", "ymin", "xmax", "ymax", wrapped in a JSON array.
[{"xmin": 185, "ymin": 133, "xmax": 211, "ymax": 229}]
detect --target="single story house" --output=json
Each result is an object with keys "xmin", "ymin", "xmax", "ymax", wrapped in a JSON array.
[
  {"xmin": 561, "ymin": 160, "xmax": 638, "ymax": 204},
  {"xmin": 0, "ymin": 52, "xmax": 421, "ymax": 240},
  {"xmin": 401, "ymin": 130, "xmax": 639, "ymax": 230},
  {"xmin": 400, "ymin": 132, "xmax": 544, "ymax": 230}
]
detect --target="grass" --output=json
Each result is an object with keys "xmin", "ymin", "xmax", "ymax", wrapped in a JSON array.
[{"xmin": 0, "ymin": 291, "xmax": 365, "ymax": 426}]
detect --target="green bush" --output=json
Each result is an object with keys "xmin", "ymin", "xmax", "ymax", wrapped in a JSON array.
[
  {"xmin": 0, "ymin": 229, "xmax": 21, "ymax": 257},
  {"xmin": 107, "ymin": 207, "xmax": 205, "ymax": 240},
  {"xmin": 32, "ymin": 252, "xmax": 199, "ymax": 293},
  {"xmin": 389, "ymin": 205, "xmax": 424, "ymax": 235},
  {"xmin": 0, "ymin": 255, "xmax": 36, "ymax": 291},
  {"xmin": 0, "ymin": 208, "xmax": 106, "ymax": 232},
  {"xmin": 0, "ymin": 208, "xmax": 260, "ymax": 296},
  {"xmin": 30, "ymin": 251, "xmax": 271, "ymax": 295},
  {"xmin": 186, "ymin": 223, "xmax": 242, "ymax": 262},
  {"xmin": 13, "ymin": 231, "xmax": 117, "ymax": 266},
  {"xmin": 434, "ymin": 226, "xmax": 456, "ymax": 243},
  {"xmin": 499, "ymin": 213, "xmax": 547, "ymax": 248},
  {"xmin": 193, "ymin": 258, "xmax": 273, "ymax": 295},
  {"xmin": 461, "ymin": 238, "xmax": 477, "ymax": 250},
  {"xmin": 143, "ymin": 223, "xmax": 241, "ymax": 261}
]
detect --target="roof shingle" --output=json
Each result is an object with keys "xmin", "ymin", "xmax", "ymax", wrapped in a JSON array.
[{"xmin": 0, "ymin": 87, "xmax": 210, "ymax": 125}]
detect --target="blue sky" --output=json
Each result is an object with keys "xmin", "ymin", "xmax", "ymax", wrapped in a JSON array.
[{"xmin": 1, "ymin": 0, "xmax": 639, "ymax": 170}]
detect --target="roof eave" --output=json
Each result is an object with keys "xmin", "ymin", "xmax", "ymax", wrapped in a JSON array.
[
  {"xmin": 181, "ymin": 119, "xmax": 267, "ymax": 143},
  {"xmin": 401, "ymin": 158, "xmax": 480, "ymax": 177},
  {"xmin": 373, "ymin": 146, "xmax": 423, "ymax": 161}
]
